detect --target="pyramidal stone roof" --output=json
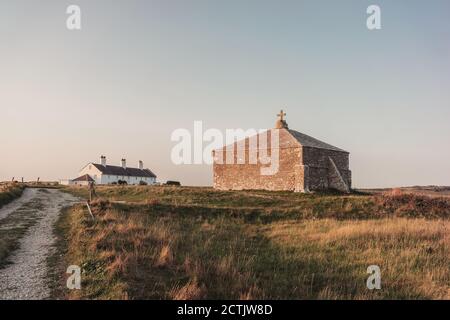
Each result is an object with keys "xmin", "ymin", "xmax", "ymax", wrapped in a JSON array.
[
  {"xmin": 287, "ymin": 129, "xmax": 347, "ymax": 152},
  {"xmin": 215, "ymin": 128, "xmax": 347, "ymax": 153},
  {"xmin": 215, "ymin": 110, "xmax": 348, "ymax": 153}
]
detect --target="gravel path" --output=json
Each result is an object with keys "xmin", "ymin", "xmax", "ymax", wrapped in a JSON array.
[{"xmin": 0, "ymin": 188, "xmax": 79, "ymax": 300}]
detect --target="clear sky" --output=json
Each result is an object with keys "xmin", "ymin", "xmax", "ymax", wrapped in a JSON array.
[{"xmin": 1, "ymin": 0, "xmax": 449, "ymax": 187}]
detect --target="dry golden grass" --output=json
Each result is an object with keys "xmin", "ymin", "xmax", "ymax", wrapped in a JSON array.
[
  {"xmin": 155, "ymin": 244, "xmax": 174, "ymax": 268},
  {"xmin": 55, "ymin": 186, "xmax": 449, "ymax": 300},
  {"xmin": 169, "ymin": 278, "xmax": 206, "ymax": 300},
  {"xmin": 263, "ymin": 218, "xmax": 449, "ymax": 299}
]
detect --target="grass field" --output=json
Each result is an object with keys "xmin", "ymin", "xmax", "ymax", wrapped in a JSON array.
[{"xmin": 55, "ymin": 186, "xmax": 449, "ymax": 300}]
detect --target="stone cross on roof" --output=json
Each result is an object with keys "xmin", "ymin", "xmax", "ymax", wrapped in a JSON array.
[
  {"xmin": 277, "ymin": 109, "xmax": 286, "ymax": 121},
  {"xmin": 275, "ymin": 109, "xmax": 288, "ymax": 129}
]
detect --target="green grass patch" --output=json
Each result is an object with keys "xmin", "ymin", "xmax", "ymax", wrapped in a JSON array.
[
  {"xmin": 0, "ymin": 198, "xmax": 44, "ymax": 267},
  {"xmin": 0, "ymin": 185, "xmax": 25, "ymax": 209}
]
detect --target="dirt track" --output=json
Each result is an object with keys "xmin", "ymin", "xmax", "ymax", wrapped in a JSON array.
[{"xmin": 0, "ymin": 188, "xmax": 79, "ymax": 300}]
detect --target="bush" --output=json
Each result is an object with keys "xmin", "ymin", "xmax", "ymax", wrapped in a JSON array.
[
  {"xmin": 139, "ymin": 181, "xmax": 148, "ymax": 186},
  {"xmin": 118, "ymin": 180, "xmax": 128, "ymax": 185},
  {"xmin": 375, "ymin": 192, "xmax": 450, "ymax": 218}
]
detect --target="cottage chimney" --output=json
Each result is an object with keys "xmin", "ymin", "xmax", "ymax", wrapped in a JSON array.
[
  {"xmin": 121, "ymin": 158, "xmax": 126, "ymax": 169},
  {"xmin": 139, "ymin": 160, "xmax": 144, "ymax": 170},
  {"xmin": 101, "ymin": 155, "xmax": 107, "ymax": 167}
]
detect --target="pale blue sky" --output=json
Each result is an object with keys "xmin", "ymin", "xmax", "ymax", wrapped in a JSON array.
[{"xmin": 1, "ymin": 0, "xmax": 449, "ymax": 187}]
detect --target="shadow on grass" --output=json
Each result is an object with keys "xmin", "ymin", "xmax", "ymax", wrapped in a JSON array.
[
  {"xmin": 97, "ymin": 205, "xmax": 374, "ymax": 299},
  {"xmin": 60, "ymin": 196, "xmax": 446, "ymax": 300}
]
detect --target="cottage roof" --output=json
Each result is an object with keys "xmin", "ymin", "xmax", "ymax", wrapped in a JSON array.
[
  {"xmin": 91, "ymin": 164, "xmax": 157, "ymax": 178},
  {"xmin": 73, "ymin": 174, "xmax": 95, "ymax": 182}
]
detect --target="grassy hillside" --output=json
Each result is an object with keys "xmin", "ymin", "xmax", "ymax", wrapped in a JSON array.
[{"xmin": 56, "ymin": 186, "xmax": 450, "ymax": 300}]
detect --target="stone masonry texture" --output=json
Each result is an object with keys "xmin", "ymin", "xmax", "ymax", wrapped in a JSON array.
[{"xmin": 213, "ymin": 125, "xmax": 351, "ymax": 193}]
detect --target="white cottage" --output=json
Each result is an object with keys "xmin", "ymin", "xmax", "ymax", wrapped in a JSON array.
[{"xmin": 77, "ymin": 156, "xmax": 157, "ymax": 185}]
